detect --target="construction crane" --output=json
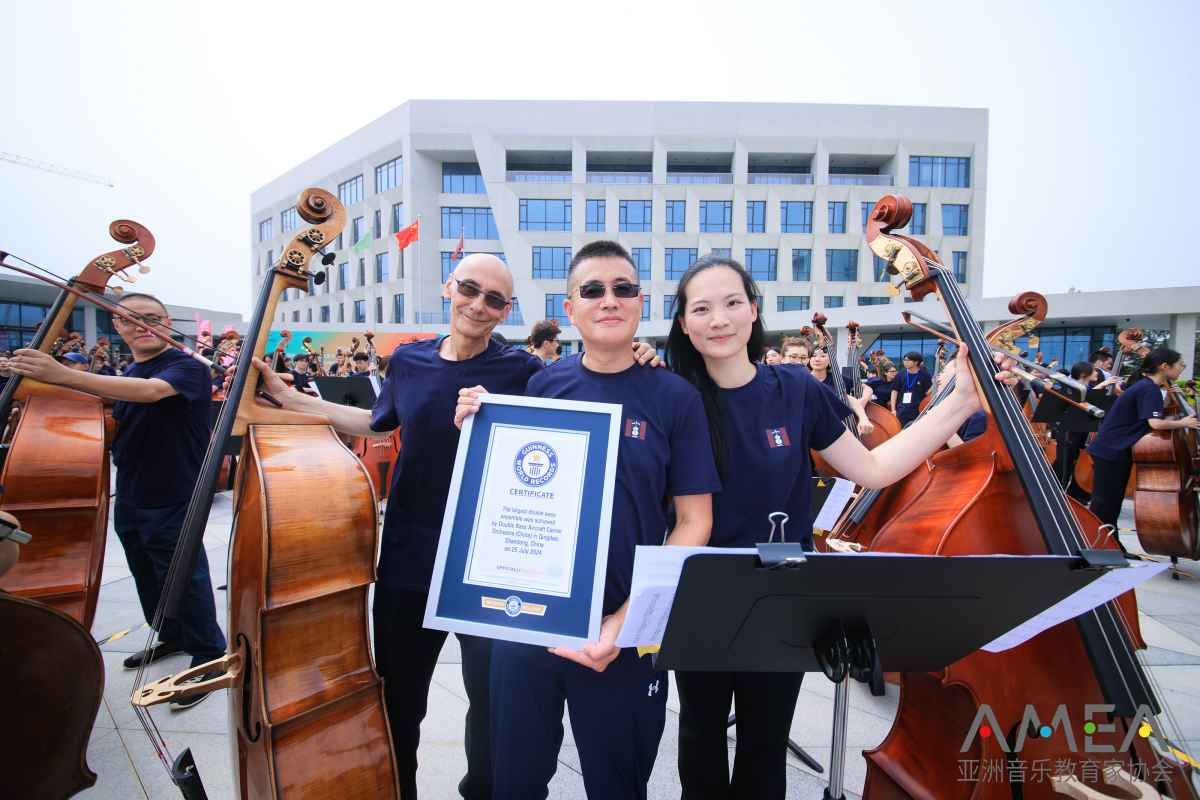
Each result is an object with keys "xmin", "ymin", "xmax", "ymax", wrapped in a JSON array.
[{"xmin": 0, "ymin": 152, "xmax": 113, "ymax": 187}]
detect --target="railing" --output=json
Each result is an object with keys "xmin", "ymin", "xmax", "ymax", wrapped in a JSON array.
[
  {"xmin": 506, "ymin": 171, "xmax": 572, "ymax": 183},
  {"xmin": 666, "ymin": 173, "xmax": 732, "ymax": 184},
  {"xmin": 586, "ymin": 172, "xmax": 652, "ymax": 183},
  {"xmin": 747, "ymin": 174, "xmax": 813, "ymax": 185},
  {"xmin": 419, "ymin": 311, "xmax": 451, "ymax": 324},
  {"xmin": 827, "ymin": 174, "xmax": 894, "ymax": 186}
]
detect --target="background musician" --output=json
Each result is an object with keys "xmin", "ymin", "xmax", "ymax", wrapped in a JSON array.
[
  {"xmin": 286, "ymin": 353, "xmax": 311, "ymax": 390},
  {"xmin": 350, "ymin": 351, "xmax": 372, "ymax": 376},
  {"xmin": 4, "ymin": 292, "xmax": 227, "ymax": 710},
  {"xmin": 779, "ymin": 336, "xmax": 810, "ymax": 368},
  {"xmin": 524, "ymin": 319, "xmax": 561, "ymax": 365},
  {"xmin": 889, "ymin": 351, "xmax": 933, "ymax": 428},
  {"xmin": 60, "ymin": 352, "xmax": 91, "ymax": 371}
]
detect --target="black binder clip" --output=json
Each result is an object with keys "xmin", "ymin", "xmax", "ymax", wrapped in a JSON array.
[
  {"xmin": 758, "ymin": 512, "xmax": 807, "ymax": 569},
  {"xmin": 1074, "ymin": 525, "xmax": 1130, "ymax": 570}
]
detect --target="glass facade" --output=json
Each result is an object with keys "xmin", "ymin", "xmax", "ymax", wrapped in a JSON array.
[
  {"xmin": 338, "ymin": 262, "xmax": 349, "ymax": 290},
  {"xmin": 746, "ymin": 201, "xmax": 765, "ymax": 233},
  {"xmin": 858, "ymin": 297, "xmax": 890, "ymax": 306},
  {"xmin": 875, "ymin": 331, "xmax": 953, "ymax": 366},
  {"xmin": 631, "ymin": 248, "xmax": 651, "ymax": 280},
  {"xmin": 320, "ymin": 305, "xmax": 330, "ymax": 322},
  {"xmin": 909, "ymin": 156, "xmax": 970, "ymax": 188},
  {"xmin": 338, "ymin": 175, "xmax": 363, "ymax": 207},
  {"xmin": 532, "ymin": 247, "xmax": 571, "ymax": 279},
  {"xmin": 259, "ymin": 218, "xmax": 273, "ymax": 241},
  {"xmin": 281, "ymin": 207, "xmax": 299, "ymax": 231},
  {"xmin": 376, "ymin": 252, "xmax": 389, "ymax": 283},
  {"xmin": 873, "ymin": 255, "xmax": 890, "ymax": 282},
  {"xmin": 353, "ymin": 300, "xmax": 366, "ymax": 324},
  {"xmin": 824, "ymin": 296, "xmax": 844, "ymax": 308},
  {"xmin": 942, "ymin": 204, "xmax": 969, "ymax": 236},
  {"xmin": 826, "ymin": 250, "xmax": 858, "ymax": 281},
  {"xmin": 586, "ymin": 200, "xmax": 605, "ymax": 231},
  {"xmin": 953, "ymin": 251, "xmax": 967, "ymax": 283},
  {"xmin": 443, "ymin": 163, "xmax": 485, "ymax": 194},
  {"xmin": 352, "ymin": 216, "xmax": 365, "ymax": 242},
  {"xmin": 392, "ymin": 203, "xmax": 404, "ymax": 233},
  {"xmin": 709, "ymin": 248, "xmax": 731, "ymax": 258},
  {"xmin": 374, "ymin": 209, "xmax": 381, "ymax": 239},
  {"xmin": 442, "ymin": 252, "xmax": 507, "ymax": 281},
  {"xmin": 781, "ymin": 202, "xmax": 812, "ymax": 233},
  {"xmin": 506, "ymin": 298, "xmax": 525, "ymax": 327},
  {"xmin": 699, "ymin": 201, "xmax": 731, "ymax": 232},
  {"xmin": 545, "ymin": 294, "xmax": 570, "ymax": 326},
  {"xmin": 792, "ymin": 249, "xmax": 812, "ymax": 281},
  {"xmin": 665, "ymin": 201, "xmax": 685, "ymax": 232},
  {"xmin": 641, "ymin": 296, "xmax": 650, "ymax": 321},
  {"xmin": 375, "ymin": 297, "xmax": 383, "ymax": 324},
  {"xmin": 520, "ymin": 199, "xmax": 571, "ymax": 231},
  {"xmin": 744, "ymin": 249, "xmax": 777, "ymax": 281},
  {"xmin": 777, "ymin": 296, "xmax": 809, "ymax": 312},
  {"xmin": 358, "ymin": 259, "xmax": 365, "ymax": 287},
  {"xmin": 0, "ymin": 303, "xmax": 84, "ymax": 353},
  {"xmin": 664, "ymin": 248, "xmax": 698, "ymax": 279},
  {"xmin": 828, "ymin": 202, "xmax": 847, "ymax": 234},
  {"xmin": 910, "ymin": 203, "xmax": 927, "ymax": 235},
  {"xmin": 441, "ymin": 207, "xmax": 498, "ymax": 239},
  {"xmin": 393, "ymin": 294, "xmax": 404, "ymax": 324},
  {"xmin": 620, "ymin": 201, "xmax": 652, "ymax": 232},
  {"xmin": 375, "ymin": 157, "xmax": 402, "ymax": 193}
]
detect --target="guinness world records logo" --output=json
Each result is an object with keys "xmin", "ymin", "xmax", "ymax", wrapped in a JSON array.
[{"xmin": 514, "ymin": 442, "xmax": 558, "ymax": 487}]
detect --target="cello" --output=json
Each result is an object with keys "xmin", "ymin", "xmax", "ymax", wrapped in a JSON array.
[
  {"xmin": 842, "ymin": 319, "xmax": 901, "ymax": 450},
  {"xmin": 350, "ymin": 332, "xmax": 401, "ymax": 501},
  {"xmin": 860, "ymin": 194, "xmax": 1195, "ymax": 800},
  {"xmin": 1131, "ymin": 381, "xmax": 1199, "ymax": 571},
  {"xmin": 1076, "ymin": 329, "xmax": 1148, "ymax": 497},
  {"xmin": 131, "ymin": 188, "xmax": 401, "ymax": 800},
  {"xmin": 0, "ymin": 221, "xmax": 155, "ymax": 627}
]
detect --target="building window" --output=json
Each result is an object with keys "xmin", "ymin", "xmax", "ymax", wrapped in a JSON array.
[
  {"xmin": 709, "ymin": 248, "xmax": 731, "ymax": 257},
  {"xmin": 507, "ymin": 298, "xmax": 525, "ymax": 327},
  {"xmin": 392, "ymin": 203, "xmax": 404, "ymax": 234},
  {"xmin": 519, "ymin": 199, "xmax": 571, "ymax": 231},
  {"xmin": 320, "ymin": 305, "xmax": 330, "ymax": 322},
  {"xmin": 858, "ymin": 296, "xmax": 890, "ymax": 306},
  {"xmin": 323, "ymin": 270, "xmax": 330, "ymax": 293},
  {"xmin": 307, "ymin": 309, "xmax": 312, "ymax": 322},
  {"xmin": 953, "ymin": 252, "xmax": 968, "ymax": 283},
  {"xmin": 443, "ymin": 163, "xmax": 485, "ymax": 194},
  {"xmin": 744, "ymin": 249, "xmax": 777, "ymax": 281},
  {"xmin": 664, "ymin": 248, "xmax": 698, "ymax": 279},
  {"xmin": 292, "ymin": 310, "xmax": 300, "ymax": 322},
  {"xmin": 375, "ymin": 156, "xmax": 402, "ymax": 194},
  {"xmin": 824, "ymin": 296, "xmax": 845, "ymax": 309},
  {"xmin": 910, "ymin": 203, "xmax": 927, "ymax": 235},
  {"xmin": 641, "ymin": 297, "xmax": 650, "ymax": 321},
  {"xmin": 441, "ymin": 207, "xmax": 498, "ymax": 239},
  {"xmin": 393, "ymin": 294, "xmax": 404, "ymax": 323},
  {"xmin": 352, "ymin": 216, "xmax": 365, "ymax": 242},
  {"xmin": 586, "ymin": 200, "xmax": 605, "ymax": 231},
  {"xmin": 259, "ymin": 218, "xmax": 274, "ymax": 241},
  {"xmin": 532, "ymin": 247, "xmax": 571, "ymax": 279},
  {"xmin": 545, "ymin": 294, "xmax": 570, "ymax": 327},
  {"xmin": 442, "ymin": 298, "xmax": 451, "ymax": 323},
  {"xmin": 862, "ymin": 202, "xmax": 873, "ymax": 231},
  {"xmin": 909, "ymin": 156, "xmax": 970, "ymax": 188},
  {"xmin": 337, "ymin": 303, "xmax": 345, "ymax": 323},
  {"xmin": 265, "ymin": 249, "xmax": 274, "ymax": 270},
  {"xmin": 942, "ymin": 204, "xmax": 969, "ymax": 236},
  {"xmin": 873, "ymin": 255, "xmax": 891, "ymax": 282},
  {"xmin": 630, "ymin": 248, "xmax": 651, "ymax": 280},
  {"xmin": 372, "ymin": 297, "xmax": 381, "ymax": 324},
  {"xmin": 780, "ymin": 202, "xmax": 812, "ymax": 233},
  {"xmin": 828, "ymin": 202, "xmax": 847, "ymax": 234},
  {"xmin": 619, "ymin": 200, "xmax": 652, "ymax": 232},
  {"xmin": 664, "ymin": 296, "xmax": 676, "ymax": 320},
  {"xmin": 337, "ymin": 262, "xmax": 348, "ymax": 290},
  {"xmin": 442, "ymin": 252, "xmax": 506, "ymax": 281},
  {"xmin": 792, "ymin": 250, "xmax": 811, "ymax": 281},
  {"xmin": 826, "ymin": 250, "xmax": 858, "ymax": 281},
  {"xmin": 281, "ymin": 208, "xmax": 299, "ymax": 231},
  {"xmin": 338, "ymin": 175, "xmax": 363, "ymax": 206},
  {"xmin": 374, "ymin": 210, "xmax": 382, "ymax": 240},
  {"xmin": 376, "ymin": 253, "xmax": 389, "ymax": 283},
  {"xmin": 699, "ymin": 201, "xmax": 731, "ymax": 233},
  {"xmin": 746, "ymin": 201, "xmax": 765, "ymax": 233},
  {"xmin": 335, "ymin": 233, "xmax": 343, "ymax": 251},
  {"xmin": 358, "ymin": 258, "xmax": 366, "ymax": 287},
  {"xmin": 307, "ymin": 276, "xmax": 315, "ymax": 297},
  {"xmin": 1, "ymin": 303, "xmax": 84, "ymax": 353},
  {"xmin": 777, "ymin": 296, "xmax": 809, "ymax": 312},
  {"xmin": 665, "ymin": 201, "xmax": 685, "ymax": 232}
]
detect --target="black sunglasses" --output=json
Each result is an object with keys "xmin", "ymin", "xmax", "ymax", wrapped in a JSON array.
[
  {"xmin": 573, "ymin": 282, "xmax": 641, "ymax": 300},
  {"xmin": 452, "ymin": 276, "xmax": 510, "ymax": 311}
]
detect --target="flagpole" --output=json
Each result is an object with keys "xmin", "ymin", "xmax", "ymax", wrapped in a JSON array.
[{"xmin": 416, "ymin": 214, "xmax": 423, "ymax": 326}]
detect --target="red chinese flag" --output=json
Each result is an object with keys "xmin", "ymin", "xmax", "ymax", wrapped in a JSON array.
[
  {"xmin": 394, "ymin": 220, "xmax": 419, "ymax": 250},
  {"xmin": 451, "ymin": 228, "xmax": 465, "ymax": 261}
]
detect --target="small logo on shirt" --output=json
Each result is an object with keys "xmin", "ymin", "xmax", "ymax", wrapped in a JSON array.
[
  {"xmin": 513, "ymin": 442, "xmax": 558, "ymax": 487},
  {"xmin": 766, "ymin": 428, "xmax": 791, "ymax": 448},
  {"xmin": 482, "ymin": 596, "xmax": 547, "ymax": 617},
  {"xmin": 625, "ymin": 419, "xmax": 648, "ymax": 439},
  {"xmin": 648, "ymin": 679, "xmax": 660, "ymax": 697}
]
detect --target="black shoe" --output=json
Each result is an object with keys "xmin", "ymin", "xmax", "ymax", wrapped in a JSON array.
[
  {"xmin": 169, "ymin": 670, "xmax": 226, "ymax": 711},
  {"xmin": 123, "ymin": 641, "xmax": 183, "ymax": 669}
]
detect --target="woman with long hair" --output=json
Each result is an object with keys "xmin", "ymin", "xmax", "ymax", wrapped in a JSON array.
[
  {"xmin": 662, "ymin": 253, "xmax": 1016, "ymax": 800},
  {"xmin": 807, "ymin": 345, "xmax": 874, "ymax": 436},
  {"xmin": 1085, "ymin": 348, "xmax": 1198, "ymax": 537}
]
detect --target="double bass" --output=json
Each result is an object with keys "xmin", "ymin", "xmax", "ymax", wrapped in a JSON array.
[
  {"xmin": 1132, "ymin": 381, "xmax": 1199, "ymax": 571},
  {"xmin": 0, "ymin": 221, "xmax": 155, "ymax": 627},
  {"xmin": 841, "ymin": 319, "xmax": 901, "ymax": 450},
  {"xmin": 350, "ymin": 332, "xmax": 401, "ymax": 501},
  {"xmin": 131, "ymin": 189, "xmax": 401, "ymax": 800},
  {"xmin": 860, "ymin": 195, "xmax": 1195, "ymax": 799},
  {"xmin": 1076, "ymin": 328, "xmax": 1148, "ymax": 497}
]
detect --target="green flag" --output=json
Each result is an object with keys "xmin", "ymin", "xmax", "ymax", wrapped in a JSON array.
[{"xmin": 353, "ymin": 229, "xmax": 372, "ymax": 254}]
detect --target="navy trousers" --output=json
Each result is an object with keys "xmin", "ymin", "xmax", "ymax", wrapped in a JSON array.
[
  {"xmin": 113, "ymin": 501, "xmax": 226, "ymax": 666},
  {"xmin": 490, "ymin": 644, "xmax": 668, "ymax": 800},
  {"xmin": 372, "ymin": 585, "xmax": 493, "ymax": 800},
  {"xmin": 676, "ymin": 670, "xmax": 804, "ymax": 800}
]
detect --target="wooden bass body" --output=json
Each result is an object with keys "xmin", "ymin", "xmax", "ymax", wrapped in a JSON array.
[
  {"xmin": 1132, "ymin": 428, "xmax": 1199, "ymax": 561},
  {"xmin": 351, "ymin": 428, "xmax": 400, "ymax": 501},
  {"xmin": 228, "ymin": 422, "xmax": 400, "ymax": 800},
  {"xmin": 0, "ymin": 383, "xmax": 109, "ymax": 627}
]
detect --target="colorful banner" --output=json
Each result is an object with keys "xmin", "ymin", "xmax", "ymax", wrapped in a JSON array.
[{"xmin": 265, "ymin": 329, "xmax": 440, "ymax": 361}]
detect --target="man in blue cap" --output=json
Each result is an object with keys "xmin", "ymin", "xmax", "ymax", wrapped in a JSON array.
[{"xmin": 59, "ymin": 352, "xmax": 91, "ymax": 371}]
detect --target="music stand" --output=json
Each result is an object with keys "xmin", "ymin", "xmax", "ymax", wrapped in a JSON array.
[
  {"xmin": 654, "ymin": 547, "xmax": 1118, "ymax": 800},
  {"xmin": 1031, "ymin": 391, "xmax": 1116, "ymax": 433},
  {"xmin": 313, "ymin": 376, "xmax": 377, "ymax": 410}
]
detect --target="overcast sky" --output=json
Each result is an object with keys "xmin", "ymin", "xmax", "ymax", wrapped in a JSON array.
[{"xmin": 3, "ymin": 0, "xmax": 1196, "ymax": 317}]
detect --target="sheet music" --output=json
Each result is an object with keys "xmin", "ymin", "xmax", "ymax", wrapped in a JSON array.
[{"xmin": 812, "ymin": 478, "xmax": 855, "ymax": 531}]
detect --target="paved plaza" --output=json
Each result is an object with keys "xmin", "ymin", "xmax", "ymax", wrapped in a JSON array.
[{"xmin": 77, "ymin": 492, "xmax": 1199, "ymax": 799}]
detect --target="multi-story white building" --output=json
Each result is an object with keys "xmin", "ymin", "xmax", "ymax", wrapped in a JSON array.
[{"xmin": 251, "ymin": 99, "xmax": 987, "ymax": 356}]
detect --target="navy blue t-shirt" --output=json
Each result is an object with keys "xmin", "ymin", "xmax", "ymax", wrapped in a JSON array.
[
  {"xmin": 1087, "ymin": 379, "xmax": 1165, "ymax": 462},
  {"xmin": 865, "ymin": 376, "xmax": 891, "ymax": 407},
  {"xmin": 97, "ymin": 365, "xmax": 117, "ymax": 376},
  {"xmin": 369, "ymin": 338, "xmax": 543, "ymax": 592},
  {"xmin": 713, "ymin": 365, "xmax": 852, "ymax": 551},
  {"xmin": 956, "ymin": 410, "xmax": 988, "ymax": 443},
  {"xmin": 351, "ymin": 369, "xmax": 371, "ymax": 377},
  {"xmin": 503, "ymin": 354, "xmax": 723, "ymax": 682},
  {"xmin": 287, "ymin": 369, "xmax": 309, "ymax": 389},
  {"xmin": 112, "ymin": 348, "xmax": 213, "ymax": 508},
  {"xmin": 889, "ymin": 368, "xmax": 933, "ymax": 420},
  {"xmin": 819, "ymin": 371, "xmax": 856, "ymax": 400}
]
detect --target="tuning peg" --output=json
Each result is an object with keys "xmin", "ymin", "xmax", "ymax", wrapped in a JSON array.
[
  {"xmin": 113, "ymin": 287, "xmax": 123, "ymax": 294},
  {"xmin": 139, "ymin": 264, "xmax": 151, "ymax": 274},
  {"xmin": 321, "ymin": 252, "xmax": 337, "ymax": 266},
  {"xmin": 886, "ymin": 285, "xmax": 901, "ymax": 296},
  {"xmin": 1028, "ymin": 336, "xmax": 1040, "ymax": 347}
]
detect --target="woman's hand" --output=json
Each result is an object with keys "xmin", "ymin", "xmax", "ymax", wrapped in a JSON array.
[
  {"xmin": 949, "ymin": 344, "xmax": 1019, "ymax": 412},
  {"xmin": 454, "ymin": 385, "xmax": 488, "ymax": 430},
  {"xmin": 632, "ymin": 341, "xmax": 662, "ymax": 367},
  {"xmin": 548, "ymin": 612, "xmax": 623, "ymax": 672},
  {"xmin": 857, "ymin": 415, "xmax": 875, "ymax": 436}
]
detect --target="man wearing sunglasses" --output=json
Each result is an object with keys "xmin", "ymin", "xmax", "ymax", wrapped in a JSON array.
[
  {"xmin": 456, "ymin": 241, "xmax": 719, "ymax": 800},
  {"xmin": 4, "ymin": 293, "xmax": 227, "ymax": 709}
]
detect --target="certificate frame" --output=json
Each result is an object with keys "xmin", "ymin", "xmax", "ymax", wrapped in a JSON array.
[{"xmin": 424, "ymin": 393, "xmax": 623, "ymax": 650}]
